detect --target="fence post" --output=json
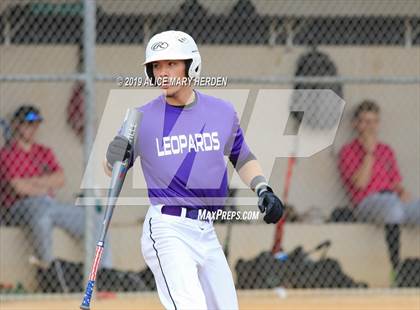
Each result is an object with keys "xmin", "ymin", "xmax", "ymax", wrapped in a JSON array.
[{"xmin": 82, "ymin": 0, "xmax": 97, "ymax": 285}]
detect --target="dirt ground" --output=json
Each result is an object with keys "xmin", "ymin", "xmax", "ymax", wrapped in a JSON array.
[{"xmin": 1, "ymin": 289, "xmax": 419, "ymax": 310}]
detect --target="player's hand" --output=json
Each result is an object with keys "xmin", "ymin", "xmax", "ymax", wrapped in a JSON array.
[
  {"xmin": 361, "ymin": 132, "xmax": 377, "ymax": 154},
  {"xmin": 106, "ymin": 135, "xmax": 133, "ymax": 167},
  {"xmin": 257, "ymin": 186, "xmax": 284, "ymax": 224},
  {"xmin": 399, "ymin": 189, "xmax": 411, "ymax": 204}
]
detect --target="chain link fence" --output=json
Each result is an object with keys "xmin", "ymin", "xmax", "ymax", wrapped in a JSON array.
[{"xmin": 1, "ymin": 0, "xmax": 419, "ymax": 298}]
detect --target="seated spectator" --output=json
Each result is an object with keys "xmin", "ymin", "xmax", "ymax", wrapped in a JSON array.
[
  {"xmin": 338, "ymin": 100, "xmax": 420, "ymax": 276},
  {"xmin": 0, "ymin": 105, "xmax": 111, "ymax": 269}
]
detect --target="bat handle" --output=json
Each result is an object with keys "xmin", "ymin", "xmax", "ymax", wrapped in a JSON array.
[
  {"xmin": 80, "ymin": 244, "xmax": 104, "ymax": 310},
  {"xmin": 80, "ymin": 279, "xmax": 95, "ymax": 309}
]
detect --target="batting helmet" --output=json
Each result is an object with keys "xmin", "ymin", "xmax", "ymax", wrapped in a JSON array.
[{"xmin": 143, "ymin": 30, "xmax": 201, "ymax": 83}]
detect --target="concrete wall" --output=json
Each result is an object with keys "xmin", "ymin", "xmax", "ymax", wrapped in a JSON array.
[{"xmin": 1, "ymin": 46, "xmax": 419, "ymax": 217}]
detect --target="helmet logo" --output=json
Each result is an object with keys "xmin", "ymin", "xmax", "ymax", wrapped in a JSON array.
[
  {"xmin": 178, "ymin": 37, "xmax": 188, "ymax": 43},
  {"xmin": 151, "ymin": 42, "xmax": 169, "ymax": 51}
]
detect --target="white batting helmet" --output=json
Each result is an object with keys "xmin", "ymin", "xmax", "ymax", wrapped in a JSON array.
[{"xmin": 143, "ymin": 30, "xmax": 201, "ymax": 82}]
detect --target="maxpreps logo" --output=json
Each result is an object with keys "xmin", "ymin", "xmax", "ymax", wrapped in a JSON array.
[{"xmin": 156, "ymin": 132, "xmax": 220, "ymax": 157}]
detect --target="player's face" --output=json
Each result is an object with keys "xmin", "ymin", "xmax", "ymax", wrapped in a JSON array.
[
  {"xmin": 17, "ymin": 121, "xmax": 40, "ymax": 143},
  {"xmin": 355, "ymin": 111, "xmax": 380, "ymax": 136},
  {"xmin": 152, "ymin": 60, "xmax": 186, "ymax": 96}
]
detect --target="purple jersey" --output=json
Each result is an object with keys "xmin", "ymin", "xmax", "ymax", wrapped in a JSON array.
[{"xmin": 132, "ymin": 91, "xmax": 252, "ymax": 210}]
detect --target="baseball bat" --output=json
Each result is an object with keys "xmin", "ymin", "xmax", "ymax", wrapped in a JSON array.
[
  {"xmin": 80, "ymin": 108, "xmax": 142, "ymax": 310},
  {"xmin": 271, "ymin": 117, "xmax": 300, "ymax": 254},
  {"xmin": 271, "ymin": 157, "xmax": 295, "ymax": 254}
]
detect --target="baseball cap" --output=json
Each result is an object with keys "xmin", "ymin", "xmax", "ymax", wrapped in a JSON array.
[{"xmin": 12, "ymin": 105, "xmax": 43, "ymax": 123}]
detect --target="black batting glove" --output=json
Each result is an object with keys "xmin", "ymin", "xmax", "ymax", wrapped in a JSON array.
[
  {"xmin": 257, "ymin": 185, "xmax": 284, "ymax": 224},
  {"xmin": 106, "ymin": 135, "xmax": 133, "ymax": 167}
]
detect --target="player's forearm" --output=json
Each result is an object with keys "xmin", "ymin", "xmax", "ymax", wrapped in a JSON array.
[
  {"xmin": 351, "ymin": 153, "xmax": 374, "ymax": 189},
  {"xmin": 10, "ymin": 178, "xmax": 50, "ymax": 196},
  {"xmin": 34, "ymin": 171, "xmax": 65, "ymax": 190},
  {"xmin": 237, "ymin": 159, "xmax": 264, "ymax": 188},
  {"xmin": 238, "ymin": 160, "xmax": 284, "ymax": 224}
]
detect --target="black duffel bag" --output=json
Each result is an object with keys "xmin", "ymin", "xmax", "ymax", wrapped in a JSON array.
[
  {"xmin": 395, "ymin": 258, "xmax": 420, "ymax": 287},
  {"xmin": 235, "ymin": 240, "xmax": 367, "ymax": 289},
  {"xmin": 36, "ymin": 259, "xmax": 83, "ymax": 293},
  {"xmin": 37, "ymin": 259, "xmax": 156, "ymax": 293},
  {"xmin": 235, "ymin": 251, "xmax": 282, "ymax": 289}
]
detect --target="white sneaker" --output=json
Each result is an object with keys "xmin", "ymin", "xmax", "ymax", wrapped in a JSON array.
[{"xmin": 28, "ymin": 255, "xmax": 49, "ymax": 269}]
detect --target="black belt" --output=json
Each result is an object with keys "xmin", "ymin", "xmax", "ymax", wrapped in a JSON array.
[{"xmin": 161, "ymin": 205, "xmax": 204, "ymax": 221}]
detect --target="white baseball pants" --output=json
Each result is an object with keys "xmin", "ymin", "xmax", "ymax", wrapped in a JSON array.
[{"xmin": 141, "ymin": 205, "xmax": 238, "ymax": 310}]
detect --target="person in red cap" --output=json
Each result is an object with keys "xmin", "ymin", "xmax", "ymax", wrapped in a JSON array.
[{"xmin": 0, "ymin": 105, "xmax": 112, "ymax": 269}]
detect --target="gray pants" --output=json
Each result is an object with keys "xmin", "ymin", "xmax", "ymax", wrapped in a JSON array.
[
  {"xmin": 9, "ymin": 195, "xmax": 112, "ymax": 268},
  {"xmin": 355, "ymin": 192, "xmax": 420, "ymax": 225}
]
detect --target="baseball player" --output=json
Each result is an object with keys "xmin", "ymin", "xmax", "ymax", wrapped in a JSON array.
[{"xmin": 105, "ymin": 30, "xmax": 284, "ymax": 309}]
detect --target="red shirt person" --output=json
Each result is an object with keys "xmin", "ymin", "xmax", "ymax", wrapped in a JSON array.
[
  {"xmin": 339, "ymin": 100, "xmax": 411, "ymax": 209},
  {"xmin": 338, "ymin": 100, "xmax": 419, "ymax": 273},
  {"xmin": 0, "ymin": 106, "xmax": 65, "ymax": 214},
  {"xmin": 0, "ymin": 105, "xmax": 112, "ymax": 269}
]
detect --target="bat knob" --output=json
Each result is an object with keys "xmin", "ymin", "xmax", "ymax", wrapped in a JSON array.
[{"xmin": 80, "ymin": 306, "xmax": 90, "ymax": 310}]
